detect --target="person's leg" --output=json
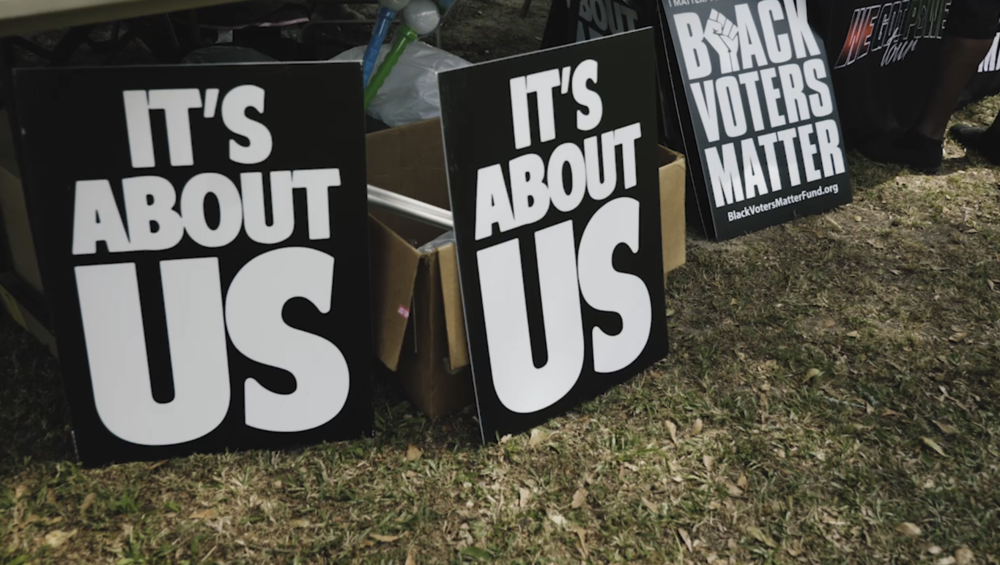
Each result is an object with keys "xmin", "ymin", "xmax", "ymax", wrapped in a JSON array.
[
  {"xmin": 947, "ymin": 0, "xmax": 1000, "ymax": 164},
  {"xmin": 862, "ymin": 0, "xmax": 1000, "ymax": 172},
  {"xmin": 914, "ymin": 37, "xmax": 996, "ymax": 141}
]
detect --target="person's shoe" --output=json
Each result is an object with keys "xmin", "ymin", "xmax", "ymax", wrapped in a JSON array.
[
  {"xmin": 950, "ymin": 123, "xmax": 1000, "ymax": 165},
  {"xmin": 860, "ymin": 130, "xmax": 943, "ymax": 174}
]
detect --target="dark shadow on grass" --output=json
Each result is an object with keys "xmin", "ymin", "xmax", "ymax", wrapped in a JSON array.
[
  {"xmin": 848, "ymin": 150, "xmax": 983, "ymax": 186},
  {"xmin": 368, "ymin": 360, "xmax": 484, "ymax": 450},
  {"xmin": 0, "ymin": 314, "xmax": 485, "ymax": 472},
  {"xmin": 0, "ymin": 316, "xmax": 75, "ymax": 476},
  {"xmin": 847, "ymin": 151, "xmax": 906, "ymax": 191}
]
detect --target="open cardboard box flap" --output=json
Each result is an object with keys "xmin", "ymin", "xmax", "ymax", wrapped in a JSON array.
[
  {"xmin": 437, "ymin": 242, "xmax": 469, "ymax": 370},
  {"xmin": 366, "ymin": 118, "xmax": 469, "ymax": 372},
  {"xmin": 657, "ymin": 145, "xmax": 686, "ymax": 275}
]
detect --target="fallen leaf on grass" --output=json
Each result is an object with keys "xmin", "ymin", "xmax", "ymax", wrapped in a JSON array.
[
  {"xmin": 406, "ymin": 445, "xmax": 422, "ymax": 462},
  {"xmin": 948, "ymin": 332, "xmax": 968, "ymax": 343},
  {"xmin": 804, "ymin": 368, "xmax": 821, "ymax": 383},
  {"xmin": 692, "ymin": 418, "xmax": 703, "ymax": 436},
  {"xmin": 290, "ymin": 519, "xmax": 311, "ymax": 529},
  {"xmin": 571, "ymin": 488, "xmax": 588, "ymax": 509},
  {"xmin": 822, "ymin": 514, "xmax": 846, "ymax": 526},
  {"xmin": 459, "ymin": 546, "xmax": 493, "ymax": 561},
  {"xmin": 703, "ymin": 455, "xmax": 715, "ymax": 473},
  {"xmin": 927, "ymin": 546, "xmax": 943, "ymax": 556},
  {"xmin": 370, "ymin": 533, "xmax": 400, "ymax": 543},
  {"xmin": 937, "ymin": 557, "xmax": 957, "ymax": 565},
  {"xmin": 43, "ymin": 529, "xmax": 77, "ymax": 548},
  {"xmin": 406, "ymin": 547, "xmax": 417, "ymax": 565},
  {"xmin": 737, "ymin": 472, "xmax": 748, "ymax": 490},
  {"xmin": 528, "ymin": 428, "xmax": 550, "ymax": 448},
  {"xmin": 748, "ymin": 526, "xmax": 777, "ymax": 548},
  {"xmin": 933, "ymin": 421, "xmax": 959, "ymax": 435},
  {"xmin": 548, "ymin": 510, "xmax": 568, "ymax": 528},
  {"xmin": 14, "ymin": 485, "xmax": 27, "ymax": 500},
  {"xmin": 519, "ymin": 488, "xmax": 531, "ymax": 508},
  {"xmin": 895, "ymin": 522, "xmax": 922, "ymax": 538},
  {"xmin": 80, "ymin": 493, "xmax": 96, "ymax": 515},
  {"xmin": 21, "ymin": 514, "xmax": 40, "ymax": 527},
  {"xmin": 846, "ymin": 331, "xmax": 860, "ymax": 338},
  {"xmin": 571, "ymin": 527, "xmax": 589, "ymax": 559},
  {"xmin": 955, "ymin": 547, "xmax": 974, "ymax": 565},
  {"xmin": 727, "ymin": 483, "xmax": 744, "ymax": 498},
  {"xmin": 921, "ymin": 437, "xmax": 947, "ymax": 457},
  {"xmin": 666, "ymin": 420, "xmax": 679, "ymax": 445},
  {"xmin": 786, "ymin": 540, "xmax": 803, "ymax": 557},
  {"xmin": 678, "ymin": 528, "xmax": 693, "ymax": 552},
  {"xmin": 190, "ymin": 508, "xmax": 217, "ymax": 520}
]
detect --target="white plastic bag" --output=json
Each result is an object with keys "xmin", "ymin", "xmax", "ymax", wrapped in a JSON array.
[{"xmin": 332, "ymin": 41, "xmax": 470, "ymax": 128}]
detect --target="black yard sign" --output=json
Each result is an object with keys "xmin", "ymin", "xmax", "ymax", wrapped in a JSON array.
[
  {"xmin": 542, "ymin": 0, "xmax": 646, "ymax": 47},
  {"xmin": 658, "ymin": 0, "xmax": 852, "ymax": 241},
  {"xmin": 14, "ymin": 63, "xmax": 372, "ymax": 466},
  {"xmin": 439, "ymin": 29, "xmax": 669, "ymax": 441}
]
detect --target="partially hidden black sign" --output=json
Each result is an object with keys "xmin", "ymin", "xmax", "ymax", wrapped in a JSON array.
[
  {"xmin": 439, "ymin": 29, "xmax": 669, "ymax": 441},
  {"xmin": 14, "ymin": 63, "xmax": 372, "ymax": 466},
  {"xmin": 659, "ymin": 0, "xmax": 852, "ymax": 241},
  {"xmin": 542, "ymin": 0, "xmax": 646, "ymax": 47}
]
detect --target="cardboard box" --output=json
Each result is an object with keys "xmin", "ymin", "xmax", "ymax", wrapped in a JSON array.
[{"xmin": 366, "ymin": 118, "xmax": 687, "ymax": 419}]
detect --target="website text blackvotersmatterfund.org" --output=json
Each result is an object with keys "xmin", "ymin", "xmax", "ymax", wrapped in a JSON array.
[{"xmin": 727, "ymin": 183, "xmax": 840, "ymax": 222}]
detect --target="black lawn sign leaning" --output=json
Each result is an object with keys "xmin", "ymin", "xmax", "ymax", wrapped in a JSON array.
[
  {"xmin": 658, "ymin": 0, "xmax": 852, "ymax": 241},
  {"xmin": 13, "ymin": 63, "xmax": 372, "ymax": 466},
  {"xmin": 438, "ymin": 29, "xmax": 669, "ymax": 442}
]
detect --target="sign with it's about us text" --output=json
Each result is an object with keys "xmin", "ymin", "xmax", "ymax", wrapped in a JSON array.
[
  {"xmin": 439, "ymin": 29, "xmax": 669, "ymax": 441},
  {"xmin": 14, "ymin": 63, "xmax": 372, "ymax": 466},
  {"xmin": 659, "ymin": 0, "xmax": 852, "ymax": 241}
]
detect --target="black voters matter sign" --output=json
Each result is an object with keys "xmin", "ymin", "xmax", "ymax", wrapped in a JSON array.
[
  {"xmin": 659, "ymin": 0, "xmax": 852, "ymax": 241},
  {"xmin": 13, "ymin": 63, "xmax": 372, "ymax": 466},
  {"xmin": 439, "ymin": 29, "xmax": 669, "ymax": 441}
]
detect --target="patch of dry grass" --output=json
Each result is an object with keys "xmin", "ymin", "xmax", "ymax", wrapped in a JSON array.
[{"xmin": 3, "ymin": 140, "xmax": 998, "ymax": 564}]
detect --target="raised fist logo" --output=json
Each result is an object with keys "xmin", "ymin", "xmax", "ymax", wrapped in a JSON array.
[{"xmin": 704, "ymin": 9, "xmax": 740, "ymax": 74}]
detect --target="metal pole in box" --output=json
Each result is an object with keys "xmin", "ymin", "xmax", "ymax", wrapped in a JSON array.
[{"xmin": 366, "ymin": 184, "xmax": 454, "ymax": 231}]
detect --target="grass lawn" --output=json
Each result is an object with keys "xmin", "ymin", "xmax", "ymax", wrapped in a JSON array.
[{"xmin": 2, "ymin": 2, "xmax": 1000, "ymax": 563}]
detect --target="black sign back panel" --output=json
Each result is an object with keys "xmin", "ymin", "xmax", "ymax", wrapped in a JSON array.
[
  {"xmin": 439, "ymin": 30, "xmax": 669, "ymax": 441},
  {"xmin": 14, "ymin": 63, "xmax": 372, "ymax": 466},
  {"xmin": 659, "ymin": 0, "xmax": 852, "ymax": 241}
]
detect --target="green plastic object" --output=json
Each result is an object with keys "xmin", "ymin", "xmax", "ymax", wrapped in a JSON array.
[{"xmin": 364, "ymin": 26, "xmax": 418, "ymax": 109}]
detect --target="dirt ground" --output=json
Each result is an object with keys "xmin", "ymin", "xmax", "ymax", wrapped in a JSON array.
[{"xmin": 2, "ymin": 0, "xmax": 1000, "ymax": 563}]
